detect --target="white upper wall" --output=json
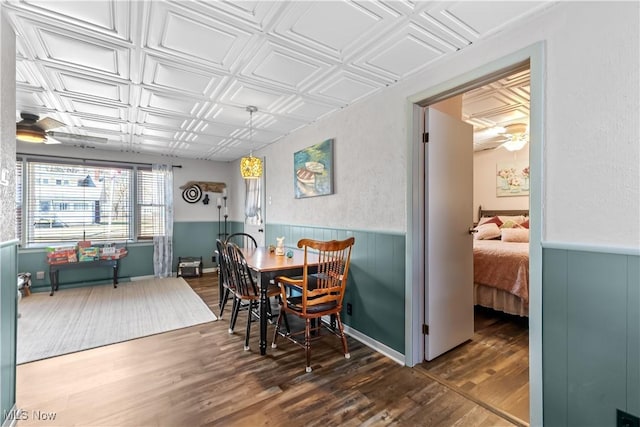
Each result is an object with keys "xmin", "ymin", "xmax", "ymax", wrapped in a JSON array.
[
  {"xmin": 243, "ymin": 2, "xmax": 639, "ymax": 247},
  {"xmin": 252, "ymin": 89, "xmax": 406, "ymax": 232},
  {"xmin": 0, "ymin": 12, "xmax": 15, "ymax": 242}
]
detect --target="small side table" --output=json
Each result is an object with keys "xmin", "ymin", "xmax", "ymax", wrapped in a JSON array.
[
  {"xmin": 177, "ymin": 256, "xmax": 203, "ymax": 278},
  {"xmin": 49, "ymin": 259, "xmax": 121, "ymax": 296}
]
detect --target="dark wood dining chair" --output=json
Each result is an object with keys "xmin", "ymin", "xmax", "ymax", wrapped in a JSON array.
[
  {"xmin": 216, "ymin": 238, "xmax": 236, "ymax": 322},
  {"xmin": 225, "ymin": 232, "xmax": 257, "ymax": 249},
  {"xmin": 218, "ymin": 233, "xmax": 257, "ymax": 319},
  {"xmin": 271, "ymin": 237, "xmax": 355, "ymax": 372},
  {"xmin": 226, "ymin": 241, "xmax": 280, "ymax": 351}
]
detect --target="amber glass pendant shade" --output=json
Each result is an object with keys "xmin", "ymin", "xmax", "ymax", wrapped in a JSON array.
[{"xmin": 240, "ymin": 155, "xmax": 263, "ymax": 179}]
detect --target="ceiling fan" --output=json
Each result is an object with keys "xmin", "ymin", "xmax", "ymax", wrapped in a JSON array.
[
  {"xmin": 16, "ymin": 112, "xmax": 65, "ymax": 144},
  {"xmin": 474, "ymin": 123, "xmax": 529, "ymax": 152},
  {"xmin": 16, "ymin": 112, "xmax": 108, "ymax": 145}
]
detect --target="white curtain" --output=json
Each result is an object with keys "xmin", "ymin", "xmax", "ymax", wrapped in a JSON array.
[
  {"xmin": 244, "ymin": 178, "xmax": 262, "ymax": 225},
  {"xmin": 152, "ymin": 164, "xmax": 173, "ymax": 278}
]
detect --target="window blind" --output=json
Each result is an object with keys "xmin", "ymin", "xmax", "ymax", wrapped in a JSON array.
[
  {"xmin": 16, "ymin": 159, "xmax": 22, "ymax": 242},
  {"xmin": 16, "ymin": 157, "xmax": 170, "ymax": 246},
  {"xmin": 24, "ymin": 160, "xmax": 133, "ymax": 244},
  {"xmin": 136, "ymin": 169, "xmax": 166, "ymax": 239}
]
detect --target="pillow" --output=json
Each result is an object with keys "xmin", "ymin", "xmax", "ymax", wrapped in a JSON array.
[
  {"xmin": 500, "ymin": 220, "xmax": 520, "ymax": 229},
  {"xmin": 474, "ymin": 223, "xmax": 501, "ymax": 240},
  {"xmin": 477, "ymin": 216, "xmax": 503, "ymax": 227},
  {"xmin": 501, "ymin": 228, "xmax": 529, "ymax": 243},
  {"xmin": 520, "ymin": 219, "xmax": 530, "ymax": 229},
  {"xmin": 498, "ymin": 215, "xmax": 527, "ymax": 225}
]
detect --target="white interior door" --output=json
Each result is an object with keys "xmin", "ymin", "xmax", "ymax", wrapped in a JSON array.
[
  {"xmin": 424, "ymin": 107, "xmax": 474, "ymax": 361},
  {"xmin": 243, "ymin": 173, "xmax": 266, "ymax": 247},
  {"xmin": 243, "ymin": 222, "xmax": 265, "ymax": 247}
]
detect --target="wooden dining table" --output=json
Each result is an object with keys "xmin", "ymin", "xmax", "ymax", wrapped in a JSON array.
[{"xmin": 239, "ymin": 246, "xmax": 319, "ymax": 355}]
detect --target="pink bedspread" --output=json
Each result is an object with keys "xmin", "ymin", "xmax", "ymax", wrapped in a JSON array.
[{"xmin": 473, "ymin": 240, "xmax": 529, "ymax": 303}]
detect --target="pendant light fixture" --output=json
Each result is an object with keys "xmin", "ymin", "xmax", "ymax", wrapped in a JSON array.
[{"xmin": 240, "ymin": 105, "xmax": 263, "ymax": 179}]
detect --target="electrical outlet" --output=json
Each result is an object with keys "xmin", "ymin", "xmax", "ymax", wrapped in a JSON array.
[
  {"xmin": 212, "ymin": 255, "xmax": 216, "ymax": 263},
  {"xmin": 36, "ymin": 271, "xmax": 44, "ymax": 280},
  {"xmin": 618, "ymin": 409, "xmax": 640, "ymax": 427},
  {"xmin": 346, "ymin": 303, "xmax": 352, "ymax": 315}
]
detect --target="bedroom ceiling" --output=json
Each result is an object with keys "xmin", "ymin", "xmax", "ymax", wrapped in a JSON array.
[{"xmin": 4, "ymin": 0, "xmax": 543, "ymax": 161}]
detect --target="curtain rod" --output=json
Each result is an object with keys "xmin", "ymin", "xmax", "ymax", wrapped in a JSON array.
[{"xmin": 16, "ymin": 152, "xmax": 182, "ymax": 168}]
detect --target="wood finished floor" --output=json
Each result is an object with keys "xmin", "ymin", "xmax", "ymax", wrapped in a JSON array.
[{"xmin": 15, "ymin": 273, "xmax": 528, "ymax": 427}]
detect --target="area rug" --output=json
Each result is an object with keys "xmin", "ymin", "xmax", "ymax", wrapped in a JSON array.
[{"xmin": 17, "ymin": 277, "xmax": 217, "ymax": 364}]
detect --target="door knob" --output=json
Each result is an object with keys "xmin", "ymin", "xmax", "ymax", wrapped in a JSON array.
[
  {"xmin": 258, "ymin": 228, "xmax": 264, "ymax": 233},
  {"xmin": 468, "ymin": 227, "xmax": 478, "ymax": 234}
]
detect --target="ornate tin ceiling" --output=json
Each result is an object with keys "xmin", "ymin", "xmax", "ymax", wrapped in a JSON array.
[{"xmin": 4, "ymin": 0, "xmax": 544, "ymax": 159}]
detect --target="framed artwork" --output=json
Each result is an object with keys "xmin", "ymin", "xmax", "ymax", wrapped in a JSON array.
[
  {"xmin": 294, "ymin": 138, "xmax": 334, "ymax": 199},
  {"xmin": 496, "ymin": 162, "xmax": 530, "ymax": 197}
]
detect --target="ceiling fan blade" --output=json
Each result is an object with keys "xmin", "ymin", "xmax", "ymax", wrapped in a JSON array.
[
  {"xmin": 36, "ymin": 117, "xmax": 66, "ymax": 131},
  {"xmin": 47, "ymin": 131, "xmax": 108, "ymax": 144},
  {"xmin": 43, "ymin": 136, "xmax": 61, "ymax": 145}
]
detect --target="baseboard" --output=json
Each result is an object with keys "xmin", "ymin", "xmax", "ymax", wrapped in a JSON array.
[{"xmin": 343, "ymin": 324, "xmax": 405, "ymax": 366}]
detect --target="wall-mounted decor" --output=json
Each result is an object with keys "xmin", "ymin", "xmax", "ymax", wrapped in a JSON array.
[
  {"xmin": 294, "ymin": 138, "xmax": 333, "ymax": 199},
  {"xmin": 496, "ymin": 162, "xmax": 530, "ymax": 197},
  {"xmin": 182, "ymin": 184, "xmax": 202, "ymax": 204},
  {"xmin": 179, "ymin": 181, "xmax": 226, "ymax": 204},
  {"xmin": 179, "ymin": 181, "xmax": 225, "ymax": 193}
]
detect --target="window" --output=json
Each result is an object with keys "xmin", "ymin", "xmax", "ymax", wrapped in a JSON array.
[
  {"xmin": 136, "ymin": 169, "xmax": 167, "ymax": 239},
  {"xmin": 17, "ymin": 158, "xmax": 168, "ymax": 246},
  {"xmin": 16, "ymin": 160, "xmax": 22, "ymax": 242}
]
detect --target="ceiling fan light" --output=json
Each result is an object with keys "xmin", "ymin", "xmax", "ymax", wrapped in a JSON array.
[
  {"xmin": 501, "ymin": 137, "xmax": 528, "ymax": 151},
  {"xmin": 240, "ymin": 155, "xmax": 263, "ymax": 179},
  {"xmin": 16, "ymin": 128, "xmax": 46, "ymax": 143}
]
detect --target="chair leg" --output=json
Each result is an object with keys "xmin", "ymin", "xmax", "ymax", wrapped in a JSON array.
[
  {"xmin": 335, "ymin": 313, "xmax": 350, "ymax": 359},
  {"xmin": 266, "ymin": 297, "xmax": 274, "ymax": 322},
  {"xmin": 282, "ymin": 311, "xmax": 291, "ymax": 334},
  {"xmin": 244, "ymin": 301, "xmax": 254, "ymax": 351},
  {"xmin": 305, "ymin": 318, "xmax": 312, "ymax": 373},
  {"xmin": 229, "ymin": 296, "xmax": 240, "ymax": 334},
  {"xmin": 219, "ymin": 287, "xmax": 230, "ymax": 319},
  {"xmin": 271, "ymin": 309, "xmax": 283, "ymax": 349}
]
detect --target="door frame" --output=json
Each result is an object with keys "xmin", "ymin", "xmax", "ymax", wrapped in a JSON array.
[{"xmin": 404, "ymin": 42, "xmax": 545, "ymax": 426}]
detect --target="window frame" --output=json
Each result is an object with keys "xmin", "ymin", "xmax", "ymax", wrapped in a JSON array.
[{"xmin": 16, "ymin": 156, "xmax": 168, "ymax": 248}]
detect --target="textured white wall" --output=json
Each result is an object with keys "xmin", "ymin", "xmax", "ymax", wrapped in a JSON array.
[
  {"xmin": 172, "ymin": 159, "xmax": 232, "ymax": 222},
  {"xmin": 15, "ymin": 144, "xmax": 231, "ymax": 223},
  {"xmin": 243, "ymin": 2, "xmax": 639, "ymax": 247},
  {"xmin": 543, "ymin": 2, "xmax": 639, "ymax": 247},
  {"xmin": 0, "ymin": 12, "xmax": 15, "ymax": 242},
  {"xmin": 254, "ymin": 91, "xmax": 406, "ymax": 232},
  {"xmin": 473, "ymin": 147, "xmax": 530, "ymax": 221}
]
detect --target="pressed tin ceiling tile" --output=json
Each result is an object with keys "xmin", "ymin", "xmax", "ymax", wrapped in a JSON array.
[{"xmin": 3, "ymin": 0, "xmax": 548, "ymax": 158}]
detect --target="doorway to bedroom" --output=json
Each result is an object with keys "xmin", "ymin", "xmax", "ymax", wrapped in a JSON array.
[{"xmin": 416, "ymin": 63, "xmax": 531, "ymax": 425}]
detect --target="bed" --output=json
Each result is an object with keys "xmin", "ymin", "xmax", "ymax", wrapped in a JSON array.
[{"xmin": 473, "ymin": 206, "xmax": 530, "ymax": 317}]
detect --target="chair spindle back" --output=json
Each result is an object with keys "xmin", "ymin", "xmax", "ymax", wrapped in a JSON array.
[{"xmin": 226, "ymin": 242, "xmax": 259, "ymax": 298}]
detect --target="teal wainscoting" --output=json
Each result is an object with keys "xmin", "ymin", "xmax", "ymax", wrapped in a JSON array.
[
  {"xmin": 543, "ymin": 246, "xmax": 640, "ymax": 426},
  {"xmin": 172, "ymin": 221, "xmax": 242, "ymax": 272},
  {"xmin": 266, "ymin": 224, "xmax": 406, "ymax": 354},
  {"xmin": 1, "ymin": 240, "xmax": 18, "ymax": 425},
  {"xmin": 16, "ymin": 221, "xmax": 245, "ymax": 293},
  {"xmin": 18, "ymin": 245, "xmax": 155, "ymax": 293}
]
